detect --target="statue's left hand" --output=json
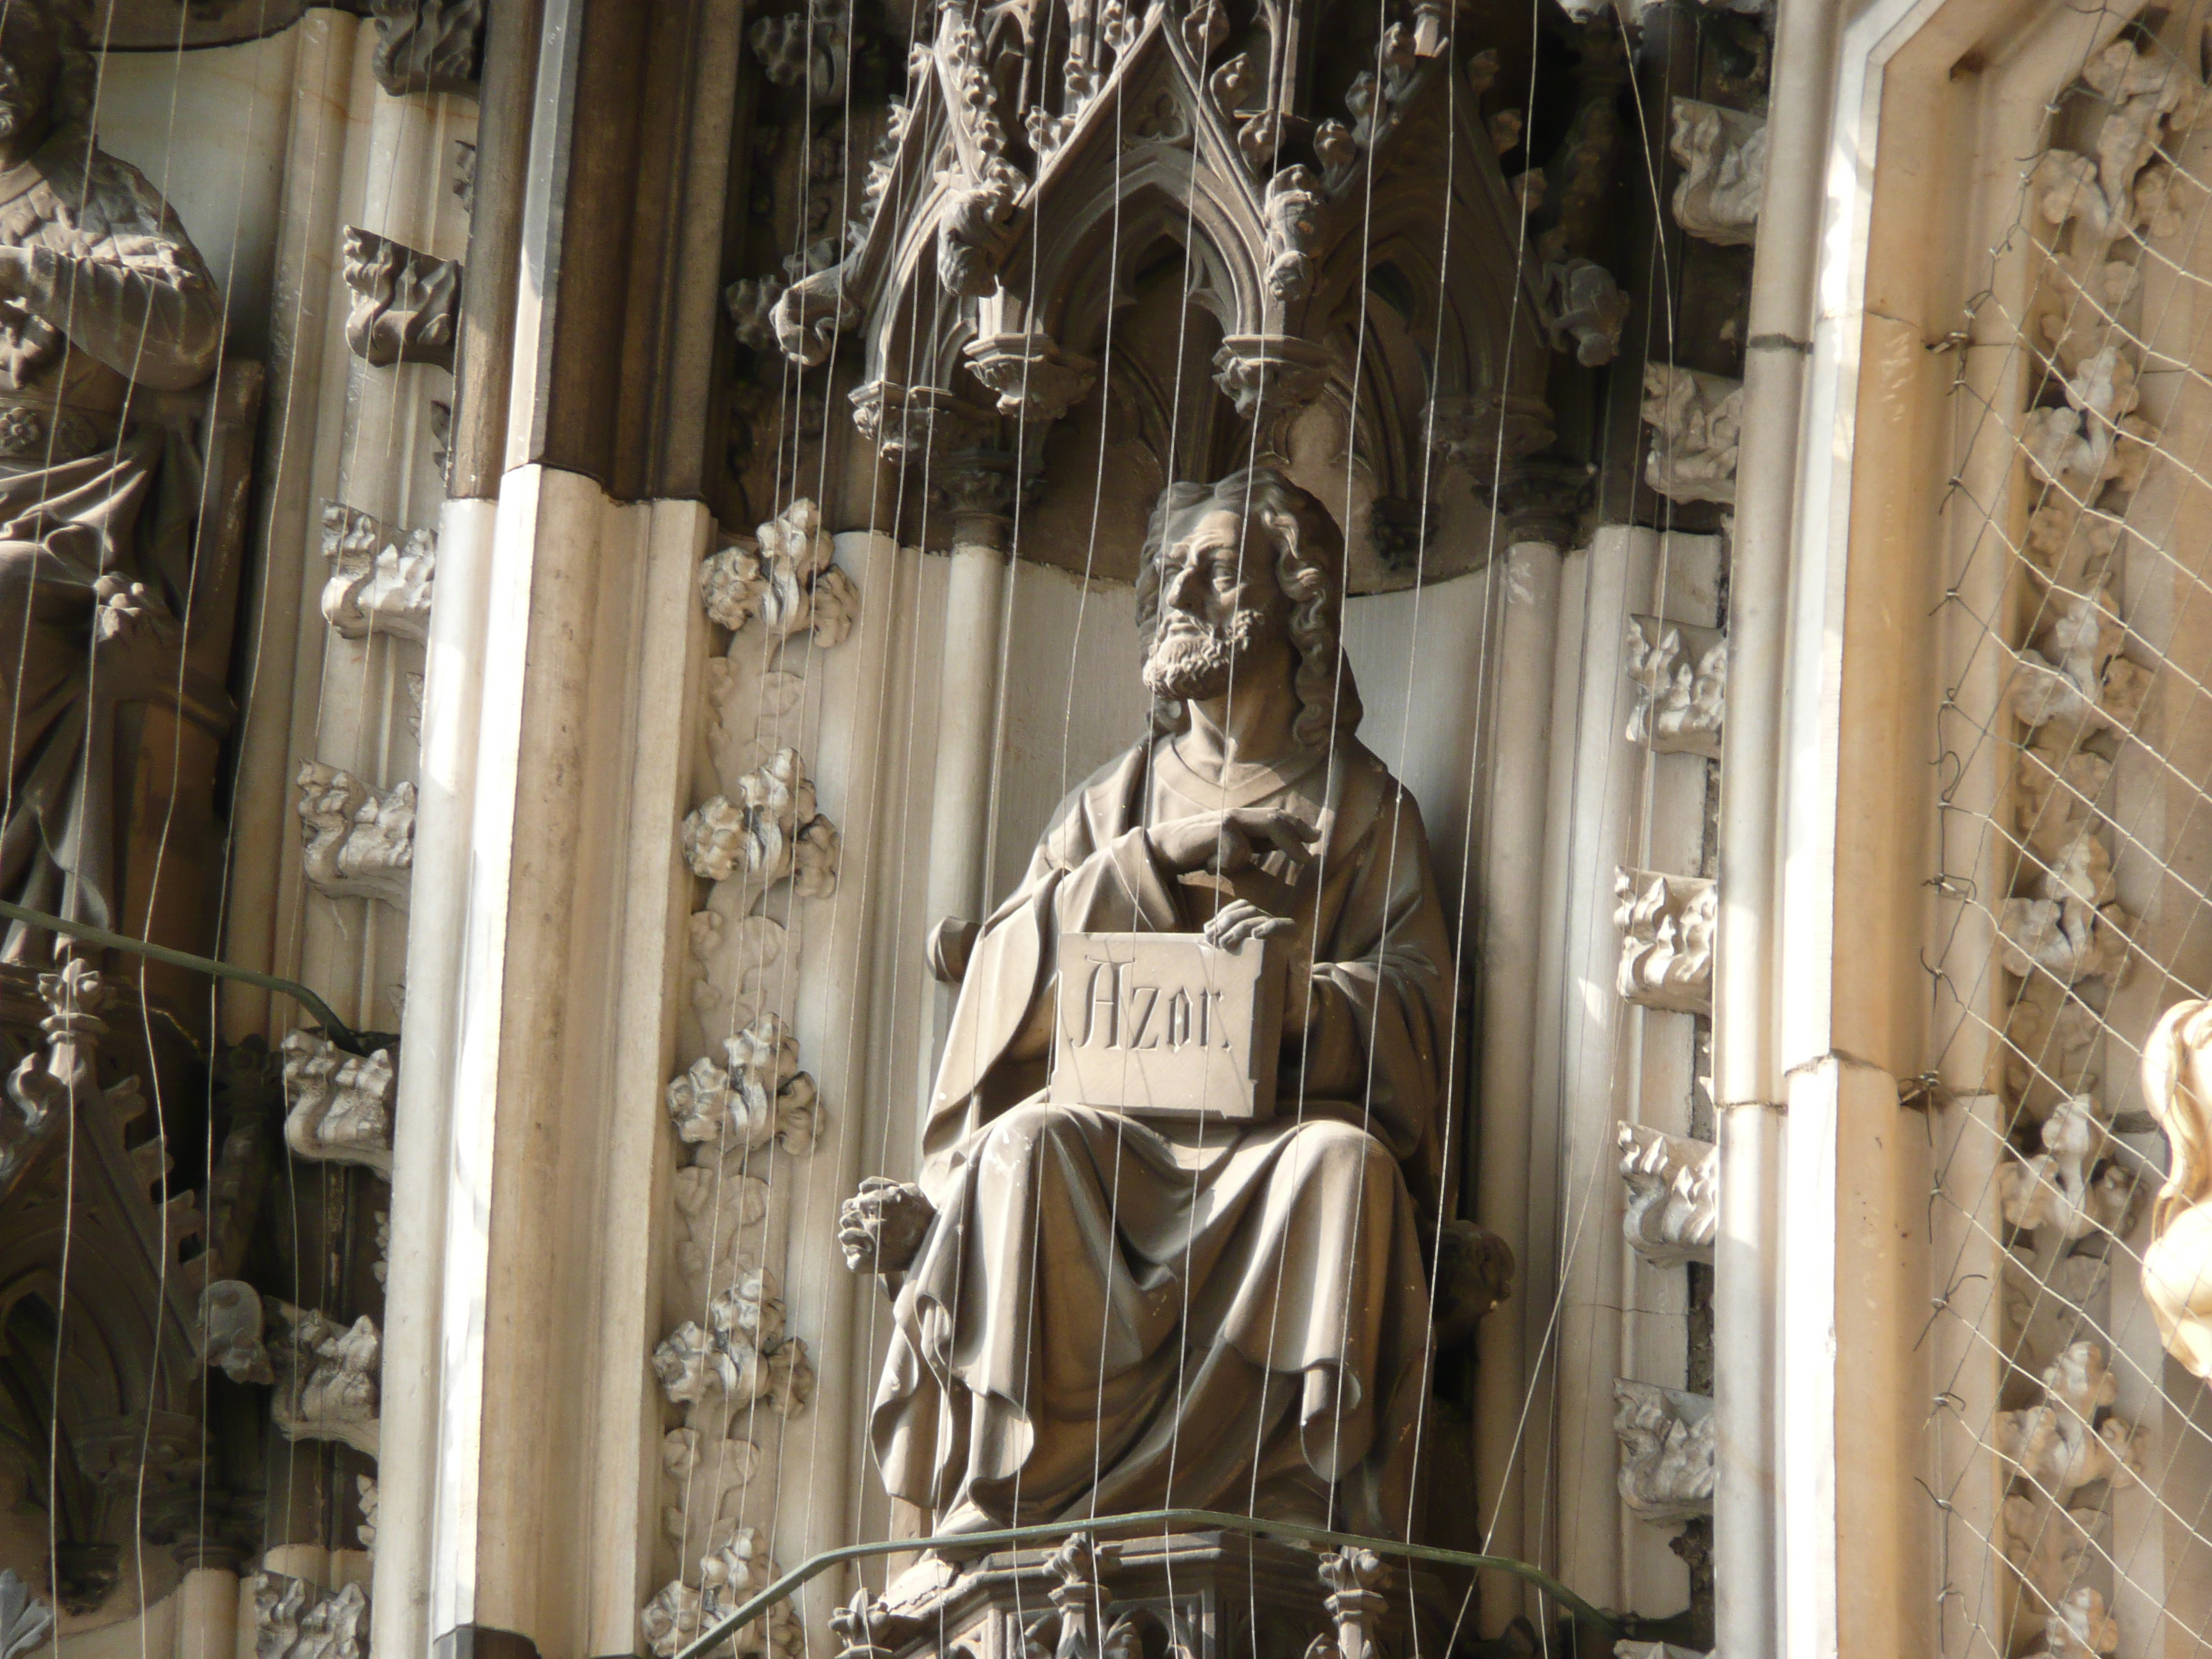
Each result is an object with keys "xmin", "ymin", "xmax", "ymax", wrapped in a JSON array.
[{"xmin": 1203, "ymin": 900, "xmax": 1317, "ymax": 1033}]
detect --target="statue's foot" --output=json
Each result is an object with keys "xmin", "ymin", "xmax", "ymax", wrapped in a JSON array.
[{"xmin": 924, "ymin": 1498, "xmax": 1004, "ymax": 1563}]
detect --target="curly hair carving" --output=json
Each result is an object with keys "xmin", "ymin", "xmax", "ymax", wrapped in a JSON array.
[{"xmin": 1135, "ymin": 467, "xmax": 1362, "ymax": 750}]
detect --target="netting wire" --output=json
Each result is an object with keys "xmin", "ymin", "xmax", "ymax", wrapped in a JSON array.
[{"xmin": 1922, "ymin": 9, "xmax": 2212, "ymax": 1658}]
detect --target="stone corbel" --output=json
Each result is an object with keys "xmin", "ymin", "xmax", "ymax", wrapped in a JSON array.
[
  {"xmin": 1613, "ymin": 1380, "xmax": 1714, "ymax": 1522},
  {"xmin": 1613, "ymin": 868, "xmax": 1714, "ymax": 1015},
  {"xmin": 1668, "ymin": 99, "xmax": 1765, "ymax": 246},
  {"xmin": 341, "ymin": 228, "xmax": 462, "ymax": 371},
  {"xmin": 1641, "ymin": 366, "xmax": 1741, "ymax": 505},
  {"xmin": 320, "ymin": 505, "xmax": 435, "ymax": 644},
  {"xmin": 961, "ymin": 332, "xmax": 1096, "ymax": 425},
  {"xmin": 205, "ymin": 1284, "xmax": 382, "ymax": 1457},
  {"xmin": 850, "ymin": 379, "xmax": 995, "ymax": 469},
  {"xmin": 1429, "ymin": 391, "xmax": 1556, "ymax": 484},
  {"xmin": 1624, "ymin": 616, "xmax": 1726, "ymax": 758},
  {"xmin": 297, "ymin": 761, "xmax": 416, "ymax": 910},
  {"xmin": 1212, "ymin": 336, "xmax": 1334, "ymax": 451},
  {"xmin": 280, "ymin": 1031, "xmax": 397, "ymax": 1178},
  {"xmin": 1617, "ymin": 1123, "xmax": 1717, "ymax": 1268},
  {"xmin": 369, "ymin": 0, "xmax": 482, "ymax": 96},
  {"xmin": 1308, "ymin": 1549, "xmax": 1389, "ymax": 1659}
]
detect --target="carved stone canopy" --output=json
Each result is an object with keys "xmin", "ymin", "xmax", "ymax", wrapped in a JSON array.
[{"xmin": 769, "ymin": 0, "xmax": 1554, "ymax": 585}]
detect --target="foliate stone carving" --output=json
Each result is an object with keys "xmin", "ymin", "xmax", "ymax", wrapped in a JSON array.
[
  {"xmin": 358, "ymin": 1475, "xmax": 379, "ymax": 1558},
  {"xmin": 341, "ymin": 228, "xmax": 462, "ymax": 372},
  {"xmin": 1995, "ymin": 1341, "xmax": 2144, "ymax": 1501},
  {"xmin": 1641, "ymin": 366, "xmax": 1741, "ymax": 505},
  {"xmin": 1539, "ymin": 258, "xmax": 1630, "ymax": 367},
  {"xmin": 665, "ymin": 1015, "xmax": 822, "ymax": 1156},
  {"xmin": 961, "ymin": 333, "xmax": 1095, "ymax": 423},
  {"xmin": 2023, "ymin": 1586, "xmax": 2119, "ymax": 1659},
  {"xmin": 320, "ymin": 504, "xmax": 435, "ymax": 643},
  {"xmin": 1613, "ymin": 1380, "xmax": 1715, "ymax": 1522},
  {"xmin": 1997, "ymin": 832, "xmax": 2131, "ymax": 986},
  {"xmin": 0, "ymin": 1573, "xmax": 53, "ymax": 1659},
  {"xmin": 1999, "ymin": 1092, "xmax": 2138, "ymax": 1241},
  {"xmin": 1, "ymin": 958, "xmax": 125, "ymax": 1197},
  {"xmin": 450, "ymin": 140, "xmax": 476, "ymax": 215},
  {"xmin": 1617, "ymin": 1123, "xmax": 1718, "ymax": 1268},
  {"xmin": 1667, "ymin": 99, "xmax": 1764, "ymax": 246},
  {"xmin": 674, "ymin": 1167, "xmax": 770, "ymax": 1283},
  {"xmin": 725, "ymin": 275, "xmax": 785, "ymax": 354},
  {"xmin": 682, "ymin": 749, "xmax": 840, "ymax": 896},
  {"xmin": 1308, "ymin": 1548, "xmax": 1389, "ymax": 1659},
  {"xmin": 297, "ymin": 762, "xmax": 416, "ymax": 909},
  {"xmin": 2006, "ymin": 577, "xmax": 2149, "ymax": 737},
  {"xmin": 1262, "ymin": 166, "xmax": 1323, "ymax": 305},
  {"xmin": 698, "ymin": 499, "xmax": 858, "ymax": 647},
  {"xmin": 2138, "ymin": 999, "xmax": 2212, "ymax": 1381},
  {"xmin": 274, "ymin": 1306, "xmax": 383, "ymax": 1457},
  {"xmin": 768, "ymin": 264, "xmax": 858, "ymax": 367},
  {"xmin": 2002, "ymin": 1494, "xmax": 2104, "ymax": 1624},
  {"xmin": 280, "ymin": 1030, "xmax": 397, "ymax": 1177},
  {"xmin": 1624, "ymin": 618, "xmax": 1725, "ymax": 758},
  {"xmin": 749, "ymin": 0, "xmax": 848, "ymax": 104},
  {"xmin": 827, "ymin": 1586, "xmax": 895, "ymax": 1659},
  {"xmin": 935, "ymin": 6, "xmax": 1028, "ymax": 297},
  {"xmin": 642, "ymin": 1529, "xmax": 800, "ymax": 1659},
  {"xmin": 651, "ymin": 1280, "xmax": 814, "ymax": 1418},
  {"xmin": 369, "ymin": 0, "xmax": 482, "ymax": 97},
  {"xmin": 251, "ymin": 1573, "xmax": 369, "ymax": 1659},
  {"xmin": 1613, "ymin": 869, "xmax": 1715, "ymax": 1015},
  {"xmin": 1615, "ymin": 1647, "xmax": 1709, "ymax": 1659}
]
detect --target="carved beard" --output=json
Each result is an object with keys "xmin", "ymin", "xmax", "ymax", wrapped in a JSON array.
[{"xmin": 1143, "ymin": 607, "xmax": 1262, "ymax": 701}]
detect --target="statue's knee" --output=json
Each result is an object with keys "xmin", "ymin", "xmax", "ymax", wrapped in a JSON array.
[
  {"xmin": 1282, "ymin": 1117, "xmax": 1395, "ymax": 1186},
  {"xmin": 979, "ymin": 1101, "xmax": 1074, "ymax": 1160}
]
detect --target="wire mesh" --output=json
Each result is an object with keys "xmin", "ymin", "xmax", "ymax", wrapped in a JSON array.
[{"xmin": 1927, "ymin": 11, "xmax": 2212, "ymax": 1656}]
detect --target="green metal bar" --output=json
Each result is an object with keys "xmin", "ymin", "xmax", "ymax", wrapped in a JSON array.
[
  {"xmin": 0, "ymin": 899, "xmax": 364, "ymax": 1051},
  {"xmin": 670, "ymin": 1506, "xmax": 1624, "ymax": 1659}
]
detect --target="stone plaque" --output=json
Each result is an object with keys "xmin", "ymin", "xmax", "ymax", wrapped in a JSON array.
[{"xmin": 1049, "ymin": 932, "xmax": 1285, "ymax": 1118}]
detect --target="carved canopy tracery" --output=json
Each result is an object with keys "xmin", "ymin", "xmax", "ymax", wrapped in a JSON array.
[{"xmin": 772, "ymin": 0, "xmax": 1552, "ymax": 554}]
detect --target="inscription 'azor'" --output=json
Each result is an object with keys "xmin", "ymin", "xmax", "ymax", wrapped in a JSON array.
[{"xmin": 1073, "ymin": 959, "xmax": 1233, "ymax": 1051}]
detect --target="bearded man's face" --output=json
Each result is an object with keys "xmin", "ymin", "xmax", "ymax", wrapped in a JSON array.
[
  {"xmin": 0, "ymin": 22, "xmax": 57, "ymax": 146},
  {"xmin": 1143, "ymin": 506, "xmax": 1287, "ymax": 703}
]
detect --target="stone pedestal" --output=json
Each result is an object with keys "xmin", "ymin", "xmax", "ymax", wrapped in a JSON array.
[{"xmin": 871, "ymin": 1531, "xmax": 1442, "ymax": 1659}]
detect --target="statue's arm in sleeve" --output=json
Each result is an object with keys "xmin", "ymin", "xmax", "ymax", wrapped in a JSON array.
[
  {"xmin": 1290, "ymin": 790, "xmax": 1454, "ymax": 1159},
  {"xmin": 4, "ymin": 169, "xmax": 222, "ymax": 390}
]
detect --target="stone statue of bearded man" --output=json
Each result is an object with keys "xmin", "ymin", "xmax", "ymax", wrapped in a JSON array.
[
  {"xmin": 842, "ymin": 468, "xmax": 1453, "ymax": 1544},
  {"xmin": 0, "ymin": 1, "xmax": 222, "ymax": 956}
]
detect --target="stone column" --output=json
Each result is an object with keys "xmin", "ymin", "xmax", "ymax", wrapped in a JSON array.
[
  {"xmin": 1471, "ymin": 497, "xmax": 1568, "ymax": 1635},
  {"xmin": 922, "ymin": 450, "xmax": 1016, "ymax": 1064}
]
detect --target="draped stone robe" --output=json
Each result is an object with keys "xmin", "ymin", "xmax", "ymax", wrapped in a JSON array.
[
  {"xmin": 0, "ymin": 128, "xmax": 223, "ymax": 953},
  {"xmin": 873, "ymin": 732, "xmax": 1453, "ymax": 1540}
]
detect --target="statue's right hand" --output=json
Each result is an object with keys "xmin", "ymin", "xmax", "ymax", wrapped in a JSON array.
[
  {"xmin": 1148, "ymin": 809, "xmax": 1319, "ymax": 877},
  {"xmin": 837, "ymin": 1177, "xmax": 935, "ymax": 1275}
]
